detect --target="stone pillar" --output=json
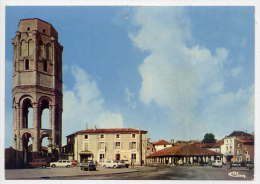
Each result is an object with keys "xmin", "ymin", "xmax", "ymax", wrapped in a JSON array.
[
  {"xmin": 32, "ymin": 104, "xmax": 39, "ymax": 152},
  {"xmin": 51, "ymin": 105, "xmax": 56, "ymax": 147},
  {"xmin": 19, "ymin": 106, "xmax": 23, "ymax": 130}
]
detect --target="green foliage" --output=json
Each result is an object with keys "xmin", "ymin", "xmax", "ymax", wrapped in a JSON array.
[{"xmin": 202, "ymin": 133, "xmax": 216, "ymax": 143}]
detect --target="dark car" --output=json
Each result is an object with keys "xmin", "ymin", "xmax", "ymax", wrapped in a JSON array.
[
  {"xmin": 80, "ymin": 161, "xmax": 96, "ymax": 171},
  {"xmin": 28, "ymin": 158, "xmax": 48, "ymax": 168},
  {"xmin": 246, "ymin": 161, "xmax": 254, "ymax": 169}
]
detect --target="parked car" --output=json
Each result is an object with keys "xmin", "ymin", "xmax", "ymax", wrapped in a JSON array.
[
  {"xmin": 70, "ymin": 160, "xmax": 78, "ymax": 167},
  {"xmin": 102, "ymin": 160, "xmax": 120, "ymax": 168},
  {"xmin": 117, "ymin": 160, "xmax": 129, "ymax": 168},
  {"xmin": 50, "ymin": 160, "xmax": 72, "ymax": 168},
  {"xmin": 245, "ymin": 161, "xmax": 254, "ymax": 169},
  {"xmin": 231, "ymin": 162, "xmax": 241, "ymax": 167},
  {"xmin": 80, "ymin": 161, "xmax": 96, "ymax": 171},
  {"xmin": 212, "ymin": 160, "xmax": 223, "ymax": 167},
  {"xmin": 27, "ymin": 158, "xmax": 48, "ymax": 168}
]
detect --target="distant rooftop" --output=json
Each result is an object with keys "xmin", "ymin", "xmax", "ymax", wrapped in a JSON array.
[
  {"xmin": 67, "ymin": 128, "xmax": 147, "ymax": 137},
  {"xmin": 227, "ymin": 131, "xmax": 253, "ymax": 138},
  {"xmin": 147, "ymin": 143, "xmax": 222, "ymax": 158},
  {"xmin": 153, "ymin": 139, "xmax": 171, "ymax": 145}
]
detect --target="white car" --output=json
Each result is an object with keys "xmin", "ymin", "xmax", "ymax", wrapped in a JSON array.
[
  {"xmin": 212, "ymin": 160, "xmax": 223, "ymax": 167},
  {"xmin": 102, "ymin": 160, "xmax": 120, "ymax": 168},
  {"xmin": 50, "ymin": 160, "xmax": 72, "ymax": 168}
]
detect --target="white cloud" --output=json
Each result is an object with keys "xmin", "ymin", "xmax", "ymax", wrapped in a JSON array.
[
  {"xmin": 130, "ymin": 7, "xmax": 253, "ymax": 139},
  {"xmin": 125, "ymin": 88, "xmax": 136, "ymax": 109},
  {"xmin": 62, "ymin": 66, "xmax": 124, "ymax": 144}
]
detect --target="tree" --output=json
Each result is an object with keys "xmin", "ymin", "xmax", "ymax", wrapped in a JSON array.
[{"xmin": 202, "ymin": 133, "xmax": 216, "ymax": 143}]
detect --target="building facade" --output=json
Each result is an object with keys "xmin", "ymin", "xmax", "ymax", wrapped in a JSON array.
[
  {"xmin": 234, "ymin": 139, "xmax": 254, "ymax": 163},
  {"xmin": 66, "ymin": 128, "xmax": 148, "ymax": 165},
  {"xmin": 220, "ymin": 131, "xmax": 254, "ymax": 163},
  {"xmin": 11, "ymin": 18, "xmax": 63, "ymax": 163}
]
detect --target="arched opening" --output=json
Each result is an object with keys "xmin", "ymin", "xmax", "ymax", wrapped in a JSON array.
[
  {"xmin": 22, "ymin": 98, "xmax": 33, "ymax": 129},
  {"xmin": 40, "ymin": 135, "xmax": 50, "ymax": 157},
  {"xmin": 22, "ymin": 132, "xmax": 33, "ymax": 163},
  {"xmin": 40, "ymin": 99, "xmax": 50, "ymax": 129},
  {"xmin": 41, "ymin": 108, "xmax": 50, "ymax": 129}
]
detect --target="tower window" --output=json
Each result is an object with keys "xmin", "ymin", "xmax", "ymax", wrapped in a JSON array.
[
  {"xmin": 43, "ymin": 60, "xmax": 47, "ymax": 72},
  {"xmin": 25, "ymin": 59, "xmax": 29, "ymax": 70},
  {"xmin": 43, "ymin": 29, "xmax": 46, "ymax": 33}
]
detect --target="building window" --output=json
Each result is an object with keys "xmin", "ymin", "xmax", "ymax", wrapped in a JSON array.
[
  {"xmin": 115, "ymin": 142, "xmax": 120, "ymax": 149},
  {"xmin": 100, "ymin": 154, "xmax": 105, "ymax": 162},
  {"xmin": 83, "ymin": 142, "xmax": 88, "ymax": 151},
  {"xmin": 164, "ymin": 145, "xmax": 166, "ymax": 147},
  {"xmin": 100, "ymin": 134, "xmax": 104, "ymax": 138},
  {"xmin": 131, "ymin": 153, "xmax": 136, "ymax": 163},
  {"xmin": 116, "ymin": 134, "xmax": 120, "ymax": 138},
  {"xmin": 132, "ymin": 134, "xmax": 135, "ymax": 138},
  {"xmin": 25, "ymin": 59, "xmax": 29, "ymax": 70},
  {"xmin": 27, "ymin": 27, "xmax": 30, "ymax": 31},
  {"xmin": 84, "ymin": 135, "xmax": 88, "ymax": 139},
  {"xmin": 99, "ymin": 142, "xmax": 105, "ymax": 150},
  {"xmin": 115, "ymin": 154, "xmax": 120, "ymax": 161},
  {"xmin": 129, "ymin": 142, "xmax": 136, "ymax": 149},
  {"xmin": 43, "ymin": 29, "xmax": 46, "ymax": 33}
]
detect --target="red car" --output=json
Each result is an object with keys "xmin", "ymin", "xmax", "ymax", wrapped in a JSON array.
[
  {"xmin": 70, "ymin": 160, "xmax": 78, "ymax": 167},
  {"xmin": 28, "ymin": 158, "xmax": 48, "ymax": 168}
]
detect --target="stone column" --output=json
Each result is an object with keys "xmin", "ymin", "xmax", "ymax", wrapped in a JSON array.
[
  {"xmin": 51, "ymin": 105, "xmax": 56, "ymax": 147},
  {"xmin": 32, "ymin": 104, "xmax": 39, "ymax": 152},
  {"xmin": 19, "ymin": 106, "xmax": 23, "ymax": 130}
]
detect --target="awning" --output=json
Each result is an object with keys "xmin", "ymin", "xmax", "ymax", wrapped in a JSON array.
[{"xmin": 79, "ymin": 151, "xmax": 93, "ymax": 155}]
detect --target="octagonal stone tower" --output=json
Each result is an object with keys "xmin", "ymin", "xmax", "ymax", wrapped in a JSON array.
[{"xmin": 12, "ymin": 18, "xmax": 63, "ymax": 157}]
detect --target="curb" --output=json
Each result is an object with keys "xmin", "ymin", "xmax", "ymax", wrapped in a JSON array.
[{"xmin": 8, "ymin": 170, "xmax": 141, "ymax": 180}]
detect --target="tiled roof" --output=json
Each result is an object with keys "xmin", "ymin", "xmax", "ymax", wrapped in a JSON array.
[
  {"xmin": 238, "ymin": 139, "xmax": 254, "ymax": 144},
  {"xmin": 200, "ymin": 140, "xmax": 224, "ymax": 148},
  {"xmin": 147, "ymin": 144, "xmax": 222, "ymax": 158},
  {"xmin": 67, "ymin": 128, "xmax": 147, "ymax": 137},
  {"xmin": 153, "ymin": 139, "xmax": 171, "ymax": 145},
  {"xmin": 227, "ymin": 131, "xmax": 253, "ymax": 138}
]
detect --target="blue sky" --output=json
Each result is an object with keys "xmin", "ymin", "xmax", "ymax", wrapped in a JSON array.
[{"xmin": 5, "ymin": 6, "xmax": 254, "ymax": 147}]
